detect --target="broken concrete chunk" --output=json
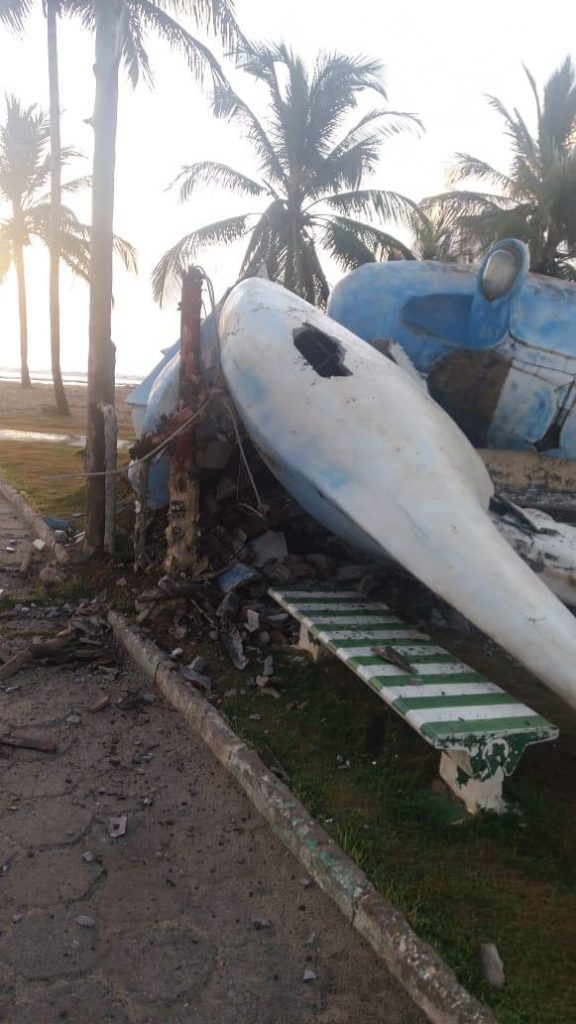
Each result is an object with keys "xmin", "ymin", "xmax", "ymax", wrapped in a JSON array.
[
  {"xmin": 75, "ymin": 914, "xmax": 96, "ymax": 928},
  {"xmin": 249, "ymin": 530, "xmax": 288, "ymax": 567},
  {"xmin": 108, "ymin": 814, "xmax": 128, "ymax": 839},
  {"xmin": 32, "ymin": 538, "xmax": 46, "ymax": 552},
  {"xmin": 302, "ymin": 969, "xmax": 317, "ymax": 982},
  {"xmin": 245, "ymin": 609, "xmax": 260, "ymax": 632},
  {"xmin": 179, "ymin": 666, "xmax": 213, "ymax": 692}
]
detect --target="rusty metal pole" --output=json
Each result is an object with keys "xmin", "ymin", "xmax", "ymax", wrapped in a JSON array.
[{"xmin": 165, "ymin": 268, "xmax": 204, "ymax": 572}]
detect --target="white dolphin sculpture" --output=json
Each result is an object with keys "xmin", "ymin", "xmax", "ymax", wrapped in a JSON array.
[{"xmin": 218, "ymin": 279, "xmax": 576, "ymax": 712}]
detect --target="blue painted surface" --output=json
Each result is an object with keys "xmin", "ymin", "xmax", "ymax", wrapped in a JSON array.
[{"xmin": 328, "ymin": 239, "xmax": 576, "ymax": 457}]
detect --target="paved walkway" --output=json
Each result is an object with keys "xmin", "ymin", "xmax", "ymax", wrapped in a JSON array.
[{"xmin": 0, "ymin": 494, "xmax": 425, "ymax": 1024}]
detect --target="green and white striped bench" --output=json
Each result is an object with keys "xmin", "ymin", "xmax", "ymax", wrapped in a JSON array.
[{"xmin": 269, "ymin": 589, "xmax": 559, "ymax": 814}]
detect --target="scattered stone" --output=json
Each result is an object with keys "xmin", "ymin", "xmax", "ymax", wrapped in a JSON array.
[
  {"xmin": 82, "ymin": 852, "xmax": 95, "ymax": 863},
  {"xmin": 480, "ymin": 943, "xmax": 505, "ymax": 988},
  {"xmin": 302, "ymin": 968, "xmax": 317, "ymax": 982},
  {"xmin": 305, "ymin": 932, "xmax": 317, "ymax": 946},
  {"xmin": 189, "ymin": 656, "xmax": 207, "ymax": 673},
  {"xmin": 258, "ymin": 630, "xmax": 271, "ymax": 646},
  {"xmin": 12, "ymin": 913, "xmax": 22, "ymax": 923},
  {"xmin": 179, "ymin": 666, "xmax": 213, "ymax": 692},
  {"xmin": 66, "ymin": 714, "xmax": 82, "ymax": 726},
  {"xmin": 75, "ymin": 915, "xmax": 96, "ymax": 929},
  {"xmin": 248, "ymin": 714, "xmax": 261, "ymax": 722},
  {"xmin": 300, "ymin": 877, "xmax": 312, "ymax": 888},
  {"xmin": 262, "ymin": 655, "xmax": 274, "ymax": 677},
  {"xmin": 251, "ymin": 917, "xmax": 272, "ymax": 930},
  {"xmin": 170, "ymin": 648, "xmax": 183, "ymax": 660},
  {"xmin": 108, "ymin": 815, "xmax": 128, "ymax": 839},
  {"xmin": 173, "ymin": 625, "xmax": 187, "ymax": 641},
  {"xmin": 245, "ymin": 609, "xmax": 260, "ymax": 632}
]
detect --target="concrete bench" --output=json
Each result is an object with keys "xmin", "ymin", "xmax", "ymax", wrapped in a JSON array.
[{"xmin": 269, "ymin": 588, "xmax": 559, "ymax": 814}]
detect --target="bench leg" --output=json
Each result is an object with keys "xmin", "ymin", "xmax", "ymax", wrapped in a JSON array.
[
  {"xmin": 298, "ymin": 624, "xmax": 331, "ymax": 663},
  {"xmin": 439, "ymin": 752, "xmax": 506, "ymax": 815}
]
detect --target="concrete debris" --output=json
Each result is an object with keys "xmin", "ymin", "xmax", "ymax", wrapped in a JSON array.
[
  {"xmin": 108, "ymin": 814, "xmax": 128, "ymax": 839},
  {"xmin": 170, "ymin": 647, "xmax": 184, "ymax": 659},
  {"xmin": 66, "ymin": 713, "xmax": 82, "ymax": 726},
  {"xmin": 82, "ymin": 851, "xmax": 95, "ymax": 863},
  {"xmin": 302, "ymin": 969, "xmax": 317, "ymax": 982},
  {"xmin": 251, "ymin": 917, "xmax": 272, "ymax": 930},
  {"xmin": 75, "ymin": 914, "xmax": 96, "ymax": 928},
  {"xmin": 179, "ymin": 665, "xmax": 213, "ymax": 692},
  {"xmin": 250, "ymin": 530, "xmax": 288, "ymax": 566},
  {"xmin": 32, "ymin": 538, "xmax": 46, "ymax": 552},
  {"xmin": 245, "ymin": 609, "xmax": 260, "ymax": 632}
]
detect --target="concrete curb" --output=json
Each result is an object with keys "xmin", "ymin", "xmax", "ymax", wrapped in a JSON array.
[
  {"xmin": 109, "ymin": 610, "xmax": 499, "ymax": 1024},
  {"xmin": 0, "ymin": 474, "xmax": 60, "ymax": 556}
]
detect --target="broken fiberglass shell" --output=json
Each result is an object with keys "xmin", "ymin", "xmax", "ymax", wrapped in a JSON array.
[
  {"xmin": 218, "ymin": 277, "xmax": 576, "ymax": 712},
  {"xmin": 328, "ymin": 238, "xmax": 576, "ymax": 459}
]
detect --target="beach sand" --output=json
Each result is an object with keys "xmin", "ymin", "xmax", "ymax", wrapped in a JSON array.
[{"xmin": 0, "ymin": 381, "xmax": 135, "ymax": 438}]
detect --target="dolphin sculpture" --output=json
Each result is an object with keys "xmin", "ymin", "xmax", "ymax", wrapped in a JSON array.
[{"xmin": 218, "ymin": 278, "xmax": 576, "ymax": 712}]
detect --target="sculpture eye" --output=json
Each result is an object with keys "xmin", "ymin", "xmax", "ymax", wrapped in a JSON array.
[{"xmin": 481, "ymin": 247, "xmax": 522, "ymax": 300}]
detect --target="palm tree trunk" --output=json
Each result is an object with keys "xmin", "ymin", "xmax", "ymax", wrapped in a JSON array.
[
  {"xmin": 47, "ymin": 0, "xmax": 69, "ymax": 416},
  {"xmin": 85, "ymin": 0, "xmax": 123, "ymax": 554},
  {"xmin": 14, "ymin": 240, "xmax": 31, "ymax": 389}
]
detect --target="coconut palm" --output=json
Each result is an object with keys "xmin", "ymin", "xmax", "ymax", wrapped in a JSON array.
[
  {"xmin": 0, "ymin": 0, "xmax": 78, "ymax": 413},
  {"xmin": 153, "ymin": 44, "xmax": 421, "ymax": 306},
  {"xmin": 66, "ymin": 0, "xmax": 242, "ymax": 554},
  {"xmin": 0, "ymin": 97, "xmax": 135, "ymax": 387},
  {"xmin": 425, "ymin": 57, "xmax": 576, "ymax": 277},
  {"xmin": 409, "ymin": 202, "xmax": 473, "ymax": 262}
]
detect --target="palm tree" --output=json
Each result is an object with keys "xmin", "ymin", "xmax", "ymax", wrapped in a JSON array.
[
  {"xmin": 153, "ymin": 44, "xmax": 421, "ymax": 307},
  {"xmin": 0, "ymin": 0, "xmax": 76, "ymax": 412},
  {"xmin": 0, "ymin": 97, "xmax": 87, "ymax": 388},
  {"xmin": 426, "ymin": 57, "xmax": 576, "ymax": 278},
  {"xmin": 67, "ymin": 0, "xmax": 242, "ymax": 554},
  {"xmin": 409, "ymin": 202, "xmax": 472, "ymax": 262},
  {"xmin": 0, "ymin": 97, "xmax": 136, "ymax": 388}
]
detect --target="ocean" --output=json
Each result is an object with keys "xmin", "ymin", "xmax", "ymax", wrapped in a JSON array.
[{"xmin": 0, "ymin": 368, "xmax": 143, "ymax": 386}]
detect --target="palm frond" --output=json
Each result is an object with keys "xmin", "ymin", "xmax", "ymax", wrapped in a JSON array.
[
  {"xmin": 129, "ymin": 0, "xmax": 227, "ymax": 86},
  {"xmin": 152, "ymin": 213, "xmax": 252, "ymax": 303},
  {"xmin": 318, "ymin": 213, "xmax": 415, "ymax": 262},
  {"xmin": 448, "ymin": 154, "xmax": 515, "ymax": 192},
  {"xmin": 0, "ymin": 0, "xmax": 34, "ymax": 32},
  {"xmin": 172, "ymin": 161, "xmax": 264, "ymax": 202},
  {"xmin": 211, "ymin": 81, "xmax": 288, "ymax": 185},
  {"xmin": 318, "ymin": 189, "xmax": 418, "ymax": 231},
  {"xmin": 113, "ymin": 234, "xmax": 138, "ymax": 272}
]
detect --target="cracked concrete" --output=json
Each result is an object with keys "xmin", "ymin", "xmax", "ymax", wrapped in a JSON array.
[{"xmin": 0, "ymin": 493, "xmax": 425, "ymax": 1024}]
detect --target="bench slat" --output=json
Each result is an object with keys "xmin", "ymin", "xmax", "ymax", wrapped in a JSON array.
[{"xmin": 270, "ymin": 587, "xmax": 559, "ymax": 781}]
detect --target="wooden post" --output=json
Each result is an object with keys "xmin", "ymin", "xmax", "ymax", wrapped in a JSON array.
[{"xmin": 165, "ymin": 268, "xmax": 204, "ymax": 572}]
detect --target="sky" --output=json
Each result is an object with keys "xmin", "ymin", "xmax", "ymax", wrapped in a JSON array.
[{"xmin": 0, "ymin": 0, "xmax": 575, "ymax": 378}]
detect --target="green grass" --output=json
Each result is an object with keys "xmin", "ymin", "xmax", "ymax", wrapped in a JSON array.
[
  {"xmin": 0, "ymin": 440, "xmax": 130, "ymax": 522},
  {"xmin": 217, "ymin": 650, "xmax": 576, "ymax": 1024}
]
